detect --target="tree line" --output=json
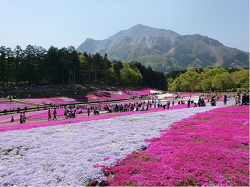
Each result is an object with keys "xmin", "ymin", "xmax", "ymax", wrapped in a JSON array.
[
  {"xmin": 167, "ymin": 67, "xmax": 249, "ymax": 92},
  {"xmin": 0, "ymin": 45, "xmax": 167, "ymax": 90},
  {"xmin": 0, "ymin": 45, "xmax": 248, "ymax": 92}
]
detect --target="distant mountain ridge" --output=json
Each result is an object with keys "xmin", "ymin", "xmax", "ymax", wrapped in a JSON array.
[
  {"xmin": 77, "ymin": 24, "xmax": 249, "ymax": 73},
  {"xmin": 77, "ymin": 24, "xmax": 179, "ymax": 54}
]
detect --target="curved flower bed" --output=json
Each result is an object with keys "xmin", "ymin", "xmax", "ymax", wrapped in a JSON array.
[
  {"xmin": 178, "ymin": 92, "xmax": 201, "ymax": 97},
  {"xmin": 128, "ymin": 90, "xmax": 151, "ymax": 95},
  {"xmin": 0, "ymin": 100, "xmax": 237, "ymax": 186},
  {"xmin": 100, "ymin": 105, "xmax": 249, "ymax": 186},
  {"xmin": 19, "ymin": 98, "xmax": 54, "ymax": 105},
  {"xmin": 44, "ymin": 97, "xmax": 77, "ymax": 104},
  {"xmin": 86, "ymin": 90, "xmax": 129, "ymax": 101},
  {"xmin": 0, "ymin": 99, "xmax": 34, "ymax": 112},
  {"xmin": 0, "ymin": 110, "xmax": 46, "ymax": 124},
  {"xmin": 15, "ymin": 90, "xmax": 158, "ymax": 105},
  {"xmin": 85, "ymin": 90, "xmax": 156, "ymax": 102}
]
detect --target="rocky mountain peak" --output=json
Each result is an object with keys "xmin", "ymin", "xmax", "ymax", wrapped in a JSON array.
[
  {"xmin": 77, "ymin": 24, "xmax": 180, "ymax": 54},
  {"xmin": 76, "ymin": 24, "xmax": 249, "ymax": 73}
]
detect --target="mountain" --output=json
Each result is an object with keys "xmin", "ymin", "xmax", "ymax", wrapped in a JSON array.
[
  {"xmin": 77, "ymin": 24, "xmax": 179, "ymax": 55},
  {"xmin": 77, "ymin": 24, "xmax": 249, "ymax": 73}
]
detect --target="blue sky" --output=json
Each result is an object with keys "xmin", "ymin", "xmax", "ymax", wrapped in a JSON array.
[{"xmin": 1, "ymin": 0, "xmax": 249, "ymax": 52}]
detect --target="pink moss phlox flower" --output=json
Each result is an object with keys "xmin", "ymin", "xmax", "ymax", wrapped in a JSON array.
[
  {"xmin": 100, "ymin": 105, "xmax": 249, "ymax": 186},
  {"xmin": 0, "ymin": 99, "xmax": 34, "ymax": 111},
  {"xmin": 19, "ymin": 98, "xmax": 54, "ymax": 105}
]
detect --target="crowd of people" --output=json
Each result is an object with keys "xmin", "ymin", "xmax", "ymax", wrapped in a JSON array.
[
  {"xmin": 4, "ymin": 90, "xmax": 249, "ymax": 124},
  {"xmin": 45, "ymin": 98, "xmax": 205, "ymax": 121},
  {"xmin": 235, "ymin": 92, "xmax": 249, "ymax": 106},
  {"xmin": 61, "ymin": 100, "xmax": 160, "ymax": 120}
]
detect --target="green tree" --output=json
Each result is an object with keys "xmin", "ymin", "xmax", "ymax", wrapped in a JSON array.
[
  {"xmin": 34, "ymin": 46, "xmax": 47, "ymax": 84},
  {"xmin": 120, "ymin": 61, "xmax": 142, "ymax": 86},
  {"xmin": 58, "ymin": 47, "xmax": 69, "ymax": 84},
  {"xmin": 169, "ymin": 72, "xmax": 192, "ymax": 91},
  {"xmin": 129, "ymin": 61, "xmax": 147, "ymax": 87},
  {"xmin": 5, "ymin": 47, "xmax": 15, "ymax": 83},
  {"xmin": 201, "ymin": 77, "xmax": 213, "ymax": 91},
  {"xmin": 186, "ymin": 67, "xmax": 198, "ymax": 77},
  {"xmin": 85, "ymin": 54, "xmax": 93, "ymax": 84},
  {"xmin": 67, "ymin": 46, "xmax": 80, "ymax": 87},
  {"xmin": 113, "ymin": 60, "xmax": 123, "ymax": 86},
  {"xmin": 23, "ymin": 45, "xmax": 36, "ymax": 84},
  {"xmin": 92, "ymin": 53, "xmax": 102, "ymax": 86},
  {"xmin": 232, "ymin": 69, "xmax": 249, "ymax": 89},
  {"xmin": 208, "ymin": 67, "xmax": 227, "ymax": 76},
  {"xmin": 45, "ymin": 46, "xmax": 60, "ymax": 84},
  {"xmin": 78, "ymin": 52, "xmax": 87, "ymax": 83},
  {"xmin": 189, "ymin": 74, "xmax": 199, "ymax": 92},
  {"xmin": 212, "ymin": 72, "xmax": 235, "ymax": 91},
  {"xmin": 14, "ymin": 45, "xmax": 24, "ymax": 83},
  {"xmin": 0, "ymin": 46, "xmax": 7, "ymax": 83},
  {"xmin": 103, "ymin": 53, "xmax": 112, "ymax": 87}
]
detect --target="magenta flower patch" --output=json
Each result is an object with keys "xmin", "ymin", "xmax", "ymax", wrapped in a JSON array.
[
  {"xmin": 19, "ymin": 98, "xmax": 54, "ymax": 105},
  {"xmin": 101, "ymin": 105, "xmax": 249, "ymax": 186},
  {"xmin": 0, "ymin": 99, "xmax": 34, "ymax": 112}
]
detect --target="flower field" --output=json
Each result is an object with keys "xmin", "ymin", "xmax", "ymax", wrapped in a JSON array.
[
  {"xmin": 100, "ymin": 104, "xmax": 249, "ymax": 186},
  {"xmin": 0, "ymin": 110, "xmax": 46, "ymax": 124},
  {"xmin": 16, "ymin": 90, "xmax": 158, "ymax": 106},
  {"xmin": 0, "ymin": 99, "xmax": 34, "ymax": 112},
  {"xmin": 61, "ymin": 89, "xmax": 156, "ymax": 102},
  {"xmin": 19, "ymin": 98, "xmax": 54, "ymax": 105},
  {"xmin": 0, "ymin": 98, "xmax": 247, "ymax": 186}
]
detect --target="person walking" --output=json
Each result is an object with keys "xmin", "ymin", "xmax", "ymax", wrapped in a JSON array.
[
  {"xmin": 11, "ymin": 116, "xmax": 14, "ymax": 122},
  {"xmin": 198, "ymin": 96, "xmax": 201, "ymax": 107},
  {"xmin": 22, "ymin": 112, "xmax": 26, "ymax": 123},
  {"xmin": 235, "ymin": 93, "xmax": 241, "ymax": 106},
  {"xmin": 20, "ymin": 112, "xmax": 23, "ymax": 124},
  {"xmin": 87, "ymin": 107, "xmax": 90, "ymax": 117},
  {"xmin": 69, "ymin": 109, "xmax": 72, "ymax": 118},
  {"xmin": 211, "ymin": 96, "xmax": 216, "ymax": 106},
  {"xmin": 48, "ymin": 109, "xmax": 52, "ymax": 121},
  {"xmin": 241, "ymin": 92, "xmax": 249, "ymax": 105},
  {"xmin": 187, "ymin": 99, "xmax": 191, "ymax": 108},
  {"xmin": 201, "ymin": 98, "xmax": 205, "ymax": 107},
  {"xmin": 223, "ymin": 95, "xmax": 227, "ymax": 106},
  {"xmin": 167, "ymin": 100, "xmax": 170, "ymax": 109},
  {"xmin": 66, "ymin": 111, "xmax": 69, "ymax": 119},
  {"xmin": 53, "ymin": 108, "xmax": 57, "ymax": 120}
]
